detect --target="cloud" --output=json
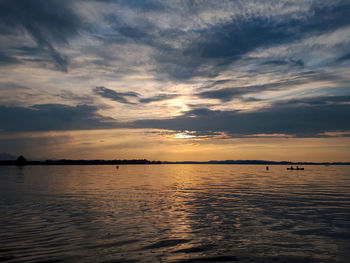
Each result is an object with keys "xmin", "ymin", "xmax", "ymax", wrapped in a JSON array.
[
  {"xmin": 105, "ymin": 15, "xmax": 155, "ymax": 43},
  {"xmin": 0, "ymin": 0, "xmax": 83, "ymax": 71},
  {"xmin": 0, "ymin": 51, "xmax": 20, "ymax": 65},
  {"xmin": 197, "ymin": 79, "xmax": 303, "ymax": 102},
  {"xmin": 0, "ymin": 104, "xmax": 121, "ymax": 132},
  {"xmin": 2, "ymin": 0, "xmax": 347, "ymax": 79},
  {"xmin": 94, "ymin": 86, "xmax": 139, "ymax": 104},
  {"xmin": 261, "ymin": 59, "xmax": 304, "ymax": 67},
  {"xmin": 274, "ymin": 96, "xmax": 350, "ymax": 106},
  {"xmin": 59, "ymin": 90, "xmax": 94, "ymax": 104},
  {"xmin": 0, "ymin": 82, "xmax": 30, "ymax": 90},
  {"xmin": 1, "ymin": 0, "xmax": 349, "ymax": 142},
  {"xmin": 337, "ymin": 52, "xmax": 350, "ymax": 62},
  {"xmin": 133, "ymin": 96, "xmax": 350, "ymax": 137},
  {"xmin": 97, "ymin": 0, "xmax": 166, "ymax": 12},
  {"xmin": 150, "ymin": 1, "xmax": 350, "ymax": 80},
  {"xmin": 305, "ymin": 2, "xmax": 350, "ymax": 33},
  {"xmin": 115, "ymin": 0, "xmax": 166, "ymax": 11},
  {"xmin": 184, "ymin": 17, "xmax": 289, "ymax": 60},
  {"xmin": 139, "ymin": 94, "xmax": 179, "ymax": 103},
  {"xmin": 94, "ymin": 87, "xmax": 178, "ymax": 104}
]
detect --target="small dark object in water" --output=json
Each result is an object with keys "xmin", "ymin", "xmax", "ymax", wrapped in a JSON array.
[
  {"xmin": 266, "ymin": 166, "xmax": 269, "ymax": 170},
  {"xmin": 287, "ymin": 166, "xmax": 304, "ymax": 170},
  {"xmin": 116, "ymin": 165, "xmax": 119, "ymax": 169}
]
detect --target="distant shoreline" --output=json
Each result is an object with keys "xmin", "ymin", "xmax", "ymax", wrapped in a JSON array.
[
  {"xmin": 0, "ymin": 159, "xmax": 161, "ymax": 166},
  {"xmin": 163, "ymin": 161, "xmax": 350, "ymax": 165},
  {"xmin": 1, "ymin": 159, "xmax": 349, "ymax": 166}
]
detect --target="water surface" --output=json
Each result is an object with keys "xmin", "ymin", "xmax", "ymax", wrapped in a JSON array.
[{"xmin": 1, "ymin": 165, "xmax": 350, "ymax": 262}]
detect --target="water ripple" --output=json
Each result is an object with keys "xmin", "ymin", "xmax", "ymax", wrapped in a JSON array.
[{"xmin": 1, "ymin": 165, "xmax": 350, "ymax": 262}]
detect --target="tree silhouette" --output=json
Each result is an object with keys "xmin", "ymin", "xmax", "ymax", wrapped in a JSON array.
[{"xmin": 16, "ymin": 156, "xmax": 27, "ymax": 166}]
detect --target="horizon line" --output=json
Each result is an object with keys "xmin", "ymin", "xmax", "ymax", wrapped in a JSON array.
[{"xmin": 1, "ymin": 157, "xmax": 349, "ymax": 165}]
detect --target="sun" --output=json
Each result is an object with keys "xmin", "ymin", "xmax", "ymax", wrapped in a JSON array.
[{"xmin": 174, "ymin": 131, "xmax": 196, "ymax": 139}]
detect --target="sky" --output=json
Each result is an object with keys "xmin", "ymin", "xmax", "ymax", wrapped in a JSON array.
[{"xmin": 0, "ymin": 0, "xmax": 350, "ymax": 162}]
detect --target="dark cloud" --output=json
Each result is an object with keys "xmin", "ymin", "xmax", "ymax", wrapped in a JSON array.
[
  {"xmin": 261, "ymin": 59, "xmax": 304, "ymax": 67},
  {"xmin": 197, "ymin": 79, "xmax": 302, "ymax": 102},
  {"xmin": 94, "ymin": 87, "xmax": 139, "ymax": 104},
  {"xmin": 242, "ymin": 97, "xmax": 263, "ymax": 102},
  {"xmin": 261, "ymin": 60, "xmax": 289, "ymax": 66},
  {"xmin": 202, "ymin": 79, "xmax": 233, "ymax": 89},
  {"xmin": 196, "ymin": 69, "xmax": 347, "ymax": 103},
  {"xmin": 306, "ymin": 2, "xmax": 350, "ymax": 33},
  {"xmin": 100, "ymin": 0, "xmax": 166, "ymax": 11},
  {"xmin": 103, "ymin": 13, "xmax": 175, "ymax": 59},
  {"xmin": 155, "ymin": 2, "xmax": 350, "ymax": 80},
  {"xmin": 2, "ymin": 96, "xmax": 348, "ymax": 137},
  {"xmin": 59, "ymin": 90, "xmax": 94, "ymax": 104},
  {"xmin": 0, "ymin": 0, "xmax": 83, "ymax": 71},
  {"xmin": 133, "ymin": 96, "xmax": 350, "ymax": 137},
  {"xmin": 0, "ymin": 82, "xmax": 30, "ymax": 90},
  {"xmin": 0, "ymin": 104, "xmax": 121, "ymax": 132},
  {"xmin": 94, "ymin": 87, "xmax": 178, "ymax": 104},
  {"xmin": 197, "ymin": 3, "xmax": 349, "ymax": 65},
  {"xmin": 184, "ymin": 17, "xmax": 289, "ymax": 61},
  {"xmin": 0, "ymin": 51, "xmax": 19, "ymax": 65},
  {"xmin": 105, "ymin": 15, "xmax": 155, "ymax": 44},
  {"xmin": 139, "ymin": 94, "xmax": 179, "ymax": 103},
  {"xmin": 1, "ymin": 0, "xmax": 348, "ymax": 78},
  {"xmin": 275, "ymin": 96, "xmax": 350, "ymax": 106},
  {"xmin": 337, "ymin": 53, "xmax": 350, "ymax": 62}
]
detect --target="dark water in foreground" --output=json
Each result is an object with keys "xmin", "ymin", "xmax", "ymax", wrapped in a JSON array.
[{"xmin": 0, "ymin": 165, "xmax": 350, "ymax": 263}]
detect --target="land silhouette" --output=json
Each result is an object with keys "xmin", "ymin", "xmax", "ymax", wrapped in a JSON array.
[
  {"xmin": 0, "ymin": 155, "xmax": 161, "ymax": 166},
  {"xmin": 0, "ymin": 156, "xmax": 349, "ymax": 166}
]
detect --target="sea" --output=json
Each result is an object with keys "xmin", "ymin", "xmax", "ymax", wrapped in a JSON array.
[{"xmin": 0, "ymin": 164, "xmax": 349, "ymax": 263}]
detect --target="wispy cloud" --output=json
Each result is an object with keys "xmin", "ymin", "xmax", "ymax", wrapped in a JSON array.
[
  {"xmin": 0, "ymin": 0, "xmax": 83, "ymax": 71},
  {"xmin": 94, "ymin": 87, "xmax": 139, "ymax": 104},
  {"xmin": 94, "ymin": 86, "xmax": 179, "ymax": 105},
  {"xmin": 197, "ymin": 80, "xmax": 304, "ymax": 102},
  {"xmin": 139, "ymin": 94, "xmax": 179, "ymax": 103}
]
